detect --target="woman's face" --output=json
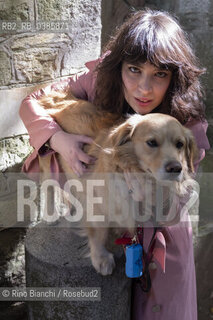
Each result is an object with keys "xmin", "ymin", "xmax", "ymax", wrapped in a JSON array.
[{"xmin": 121, "ymin": 61, "xmax": 172, "ymax": 114}]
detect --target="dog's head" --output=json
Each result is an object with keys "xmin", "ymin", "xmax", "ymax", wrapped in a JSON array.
[{"xmin": 109, "ymin": 113, "xmax": 197, "ymax": 182}]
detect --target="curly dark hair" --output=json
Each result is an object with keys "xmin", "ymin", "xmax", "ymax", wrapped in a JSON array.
[{"xmin": 94, "ymin": 9, "xmax": 206, "ymax": 124}]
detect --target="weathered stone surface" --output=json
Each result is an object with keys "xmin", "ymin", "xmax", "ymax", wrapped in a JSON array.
[
  {"xmin": 10, "ymin": 32, "xmax": 97, "ymax": 80},
  {"xmin": 0, "ymin": 51, "xmax": 11, "ymax": 86},
  {"xmin": 0, "ymin": 228, "xmax": 27, "ymax": 319},
  {"xmin": 67, "ymin": 1, "xmax": 101, "ymax": 29},
  {"xmin": 0, "ymin": 136, "xmax": 32, "ymax": 171},
  {"xmin": 61, "ymin": 30, "xmax": 101, "ymax": 75},
  {"xmin": 0, "ymin": 171, "xmax": 39, "ymax": 231},
  {"xmin": 36, "ymin": 0, "xmax": 101, "ymax": 27},
  {"xmin": 25, "ymin": 221, "xmax": 132, "ymax": 320},
  {"xmin": 36, "ymin": 0, "xmax": 71, "ymax": 20},
  {"xmin": 11, "ymin": 33, "xmax": 70, "ymax": 50},
  {"xmin": 36, "ymin": 0, "xmax": 102, "ymax": 75},
  {"xmin": 13, "ymin": 48, "xmax": 61, "ymax": 83},
  {"xmin": 0, "ymin": 136, "xmax": 37, "ymax": 231},
  {"xmin": 0, "ymin": 0, "xmax": 34, "ymax": 21},
  {"xmin": 101, "ymin": 0, "xmax": 145, "ymax": 47},
  {"xmin": 0, "ymin": 85, "xmax": 50, "ymax": 138},
  {"xmin": 0, "ymin": 0, "xmax": 101, "ymax": 87},
  {"xmin": 0, "ymin": 228, "xmax": 26, "ymax": 287},
  {"xmin": 0, "ymin": 36, "xmax": 6, "ymax": 42}
]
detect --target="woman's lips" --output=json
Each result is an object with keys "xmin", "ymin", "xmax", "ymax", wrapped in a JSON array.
[{"xmin": 135, "ymin": 97, "xmax": 153, "ymax": 107}]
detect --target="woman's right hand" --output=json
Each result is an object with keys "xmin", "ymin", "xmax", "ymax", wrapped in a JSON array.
[{"xmin": 49, "ymin": 131, "xmax": 96, "ymax": 177}]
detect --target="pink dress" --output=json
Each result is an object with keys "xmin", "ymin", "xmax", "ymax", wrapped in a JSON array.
[{"xmin": 19, "ymin": 58, "xmax": 210, "ymax": 320}]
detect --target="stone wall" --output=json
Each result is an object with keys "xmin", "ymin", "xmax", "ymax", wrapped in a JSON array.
[
  {"xmin": 0, "ymin": 0, "xmax": 101, "ymax": 140},
  {"xmin": 0, "ymin": 1, "xmax": 101, "ymax": 318},
  {"xmin": 0, "ymin": 0, "xmax": 101, "ymax": 88},
  {"xmin": 101, "ymin": 0, "xmax": 145, "ymax": 47}
]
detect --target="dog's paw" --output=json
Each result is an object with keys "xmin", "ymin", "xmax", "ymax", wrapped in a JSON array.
[{"xmin": 92, "ymin": 252, "xmax": 115, "ymax": 276}]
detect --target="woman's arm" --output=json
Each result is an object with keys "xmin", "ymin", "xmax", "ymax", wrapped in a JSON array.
[
  {"xmin": 19, "ymin": 69, "xmax": 94, "ymax": 150},
  {"xmin": 19, "ymin": 63, "xmax": 98, "ymax": 176}
]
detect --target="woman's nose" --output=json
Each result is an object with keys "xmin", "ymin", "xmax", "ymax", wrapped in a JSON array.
[{"xmin": 138, "ymin": 75, "xmax": 152, "ymax": 94}]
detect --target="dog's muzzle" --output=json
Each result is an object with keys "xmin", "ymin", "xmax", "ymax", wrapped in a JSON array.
[
  {"xmin": 154, "ymin": 160, "xmax": 182, "ymax": 182},
  {"xmin": 165, "ymin": 160, "xmax": 182, "ymax": 173},
  {"xmin": 163, "ymin": 160, "xmax": 182, "ymax": 181}
]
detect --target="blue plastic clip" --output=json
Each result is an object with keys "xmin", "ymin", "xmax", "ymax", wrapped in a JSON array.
[{"xmin": 125, "ymin": 243, "xmax": 143, "ymax": 278}]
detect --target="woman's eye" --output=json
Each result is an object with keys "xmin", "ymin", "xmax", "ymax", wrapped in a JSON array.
[
  {"xmin": 129, "ymin": 66, "xmax": 140, "ymax": 73},
  {"xmin": 155, "ymin": 71, "xmax": 167, "ymax": 78}
]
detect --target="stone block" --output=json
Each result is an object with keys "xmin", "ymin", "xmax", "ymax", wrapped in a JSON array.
[
  {"xmin": 67, "ymin": 1, "xmax": 101, "ymax": 29},
  {"xmin": 10, "ymin": 32, "xmax": 96, "ymax": 78},
  {"xmin": 0, "ymin": 85, "xmax": 48, "ymax": 138},
  {"xmin": 36, "ymin": 0, "xmax": 71, "ymax": 21},
  {"xmin": 0, "ymin": 51, "xmax": 11, "ymax": 86},
  {"xmin": 11, "ymin": 34, "xmax": 70, "ymax": 50},
  {"xmin": 0, "ymin": 169, "xmax": 39, "ymax": 231},
  {"xmin": 61, "ymin": 30, "xmax": 101, "ymax": 75},
  {"xmin": 36, "ymin": 0, "xmax": 101, "ymax": 26},
  {"xmin": 0, "ymin": 136, "xmax": 32, "ymax": 171},
  {"xmin": 0, "ymin": 0, "xmax": 34, "ymax": 21},
  {"xmin": 13, "ymin": 48, "xmax": 60, "ymax": 83}
]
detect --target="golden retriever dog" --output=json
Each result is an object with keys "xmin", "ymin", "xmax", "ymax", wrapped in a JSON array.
[{"xmin": 38, "ymin": 91, "xmax": 197, "ymax": 275}]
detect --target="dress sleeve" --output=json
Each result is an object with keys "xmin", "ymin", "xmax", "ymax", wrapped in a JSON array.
[{"xmin": 19, "ymin": 60, "xmax": 98, "ymax": 152}]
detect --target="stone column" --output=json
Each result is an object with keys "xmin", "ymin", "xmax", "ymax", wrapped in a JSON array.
[{"xmin": 25, "ymin": 220, "xmax": 132, "ymax": 320}]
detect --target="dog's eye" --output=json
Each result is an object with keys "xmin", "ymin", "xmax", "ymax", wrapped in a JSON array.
[
  {"xmin": 176, "ymin": 141, "xmax": 184, "ymax": 149},
  {"xmin": 146, "ymin": 139, "xmax": 158, "ymax": 148}
]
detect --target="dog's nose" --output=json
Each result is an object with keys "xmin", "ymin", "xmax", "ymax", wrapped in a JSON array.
[{"xmin": 165, "ymin": 161, "xmax": 182, "ymax": 174}]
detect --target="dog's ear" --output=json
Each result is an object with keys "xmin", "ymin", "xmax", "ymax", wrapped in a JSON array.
[
  {"xmin": 108, "ymin": 120, "xmax": 141, "ymax": 171},
  {"xmin": 184, "ymin": 128, "xmax": 198, "ymax": 173},
  {"xmin": 110, "ymin": 122, "xmax": 135, "ymax": 147}
]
